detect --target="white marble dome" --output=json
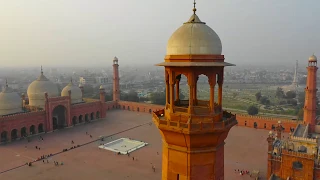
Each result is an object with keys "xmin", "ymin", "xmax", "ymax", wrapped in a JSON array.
[
  {"xmin": 0, "ymin": 85, "xmax": 22, "ymax": 116},
  {"xmin": 61, "ymin": 80, "xmax": 83, "ymax": 104},
  {"xmin": 309, "ymin": 54, "xmax": 317, "ymax": 61},
  {"xmin": 166, "ymin": 14, "xmax": 222, "ymax": 56},
  {"xmin": 27, "ymin": 71, "xmax": 59, "ymax": 108}
]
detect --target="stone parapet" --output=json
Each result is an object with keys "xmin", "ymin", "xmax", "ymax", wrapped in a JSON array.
[
  {"xmin": 0, "ymin": 110, "xmax": 45, "ymax": 122},
  {"xmin": 290, "ymin": 136, "xmax": 317, "ymax": 143},
  {"xmin": 282, "ymin": 150, "xmax": 315, "ymax": 159},
  {"xmin": 153, "ymin": 110, "xmax": 237, "ymax": 133},
  {"xmin": 237, "ymin": 114, "xmax": 299, "ymax": 123}
]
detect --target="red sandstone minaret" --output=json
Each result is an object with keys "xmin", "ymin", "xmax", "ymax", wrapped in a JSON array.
[
  {"xmin": 152, "ymin": 1, "xmax": 237, "ymax": 179},
  {"xmin": 113, "ymin": 57, "xmax": 120, "ymax": 102},
  {"xmin": 303, "ymin": 54, "xmax": 318, "ymax": 132}
]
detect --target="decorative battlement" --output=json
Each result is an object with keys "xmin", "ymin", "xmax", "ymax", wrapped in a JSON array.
[
  {"xmin": 271, "ymin": 155, "xmax": 282, "ymax": 162},
  {"xmin": 0, "ymin": 110, "xmax": 45, "ymax": 122},
  {"xmin": 152, "ymin": 110, "xmax": 237, "ymax": 132},
  {"xmin": 237, "ymin": 114, "xmax": 300, "ymax": 123},
  {"xmin": 282, "ymin": 150, "xmax": 315, "ymax": 159},
  {"xmin": 48, "ymin": 96, "xmax": 69, "ymax": 101},
  {"xmin": 72, "ymin": 101, "xmax": 101, "ymax": 108},
  {"xmin": 290, "ymin": 136, "xmax": 317, "ymax": 143},
  {"xmin": 83, "ymin": 98, "xmax": 100, "ymax": 103}
]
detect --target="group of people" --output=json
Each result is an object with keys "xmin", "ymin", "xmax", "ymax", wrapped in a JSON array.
[{"xmin": 235, "ymin": 169, "xmax": 250, "ymax": 176}]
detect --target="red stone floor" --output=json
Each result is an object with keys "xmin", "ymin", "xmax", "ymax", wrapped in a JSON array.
[{"xmin": 0, "ymin": 110, "xmax": 287, "ymax": 180}]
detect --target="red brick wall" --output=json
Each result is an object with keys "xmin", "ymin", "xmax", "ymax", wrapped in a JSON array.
[{"xmin": 236, "ymin": 114, "xmax": 300, "ymax": 132}]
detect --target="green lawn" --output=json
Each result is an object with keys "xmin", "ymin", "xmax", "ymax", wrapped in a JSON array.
[{"xmin": 178, "ymin": 83, "xmax": 297, "ymax": 116}]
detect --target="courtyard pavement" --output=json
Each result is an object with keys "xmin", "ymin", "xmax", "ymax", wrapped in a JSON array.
[{"xmin": 0, "ymin": 110, "xmax": 287, "ymax": 180}]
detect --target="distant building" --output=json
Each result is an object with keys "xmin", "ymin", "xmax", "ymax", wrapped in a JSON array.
[
  {"xmin": 96, "ymin": 77, "xmax": 108, "ymax": 84},
  {"xmin": 79, "ymin": 76, "xmax": 96, "ymax": 85},
  {"xmin": 268, "ymin": 55, "xmax": 320, "ymax": 180}
]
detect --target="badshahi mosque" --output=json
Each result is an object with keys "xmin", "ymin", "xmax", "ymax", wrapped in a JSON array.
[
  {"xmin": 0, "ymin": 66, "xmax": 111, "ymax": 141},
  {"xmin": 1, "ymin": 1, "xmax": 320, "ymax": 180}
]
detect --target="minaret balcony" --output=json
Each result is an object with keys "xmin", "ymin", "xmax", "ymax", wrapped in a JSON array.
[{"xmin": 152, "ymin": 100, "xmax": 237, "ymax": 134}]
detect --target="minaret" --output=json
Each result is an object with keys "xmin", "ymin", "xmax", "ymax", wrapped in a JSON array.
[
  {"xmin": 292, "ymin": 60, "xmax": 298, "ymax": 87},
  {"xmin": 152, "ymin": 1, "xmax": 237, "ymax": 179},
  {"xmin": 303, "ymin": 54, "xmax": 318, "ymax": 132},
  {"xmin": 275, "ymin": 121, "xmax": 282, "ymax": 139},
  {"xmin": 113, "ymin": 57, "xmax": 120, "ymax": 102}
]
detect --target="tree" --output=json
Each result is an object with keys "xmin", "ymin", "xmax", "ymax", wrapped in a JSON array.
[
  {"xmin": 150, "ymin": 92, "xmax": 166, "ymax": 105},
  {"xmin": 232, "ymin": 92, "xmax": 238, "ymax": 98},
  {"xmin": 297, "ymin": 108, "xmax": 304, "ymax": 120},
  {"xmin": 120, "ymin": 90, "xmax": 139, "ymax": 102},
  {"xmin": 275, "ymin": 87, "xmax": 284, "ymax": 99},
  {"xmin": 285, "ymin": 91, "xmax": 296, "ymax": 99},
  {"xmin": 247, "ymin": 105, "xmax": 259, "ymax": 115},
  {"xmin": 260, "ymin": 96, "xmax": 270, "ymax": 105},
  {"xmin": 287, "ymin": 99, "xmax": 297, "ymax": 106},
  {"xmin": 150, "ymin": 89, "xmax": 185, "ymax": 105},
  {"xmin": 255, "ymin": 92, "xmax": 262, "ymax": 101}
]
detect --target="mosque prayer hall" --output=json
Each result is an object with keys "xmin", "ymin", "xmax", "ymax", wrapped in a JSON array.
[{"xmin": 1, "ymin": 1, "xmax": 320, "ymax": 180}]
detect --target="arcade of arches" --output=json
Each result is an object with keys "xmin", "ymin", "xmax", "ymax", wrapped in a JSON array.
[
  {"xmin": 164, "ymin": 67, "xmax": 223, "ymax": 116},
  {"xmin": 72, "ymin": 111, "xmax": 100, "ymax": 125},
  {"xmin": 0, "ymin": 123, "xmax": 44, "ymax": 142}
]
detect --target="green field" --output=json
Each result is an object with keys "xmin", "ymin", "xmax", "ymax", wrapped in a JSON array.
[{"xmin": 179, "ymin": 82, "xmax": 298, "ymax": 117}]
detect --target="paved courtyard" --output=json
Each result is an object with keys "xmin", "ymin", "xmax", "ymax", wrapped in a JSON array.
[{"xmin": 0, "ymin": 110, "xmax": 286, "ymax": 180}]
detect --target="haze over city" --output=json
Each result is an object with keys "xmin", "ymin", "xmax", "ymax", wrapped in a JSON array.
[
  {"xmin": 1, "ymin": 1, "xmax": 320, "ymax": 180},
  {"xmin": 0, "ymin": 0, "xmax": 319, "ymax": 67}
]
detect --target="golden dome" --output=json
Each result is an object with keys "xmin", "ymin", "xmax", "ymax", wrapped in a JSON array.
[
  {"xmin": 309, "ymin": 54, "xmax": 317, "ymax": 61},
  {"xmin": 27, "ymin": 71, "xmax": 59, "ymax": 108},
  {"xmin": 0, "ymin": 84, "xmax": 22, "ymax": 116},
  {"xmin": 166, "ymin": 14, "xmax": 222, "ymax": 56},
  {"xmin": 61, "ymin": 80, "xmax": 83, "ymax": 104}
]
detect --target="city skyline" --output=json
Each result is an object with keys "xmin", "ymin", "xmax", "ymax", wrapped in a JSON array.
[{"xmin": 0, "ymin": 0, "xmax": 319, "ymax": 67}]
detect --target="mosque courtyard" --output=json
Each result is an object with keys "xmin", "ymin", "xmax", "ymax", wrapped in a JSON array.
[{"xmin": 0, "ymin": 110, "xmax": 282, "ymax": 180}]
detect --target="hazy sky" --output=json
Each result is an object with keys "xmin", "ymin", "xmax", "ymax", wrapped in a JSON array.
[{"xmin": 0, "ymin": 0, "xmax": 319, "ymax": 67}]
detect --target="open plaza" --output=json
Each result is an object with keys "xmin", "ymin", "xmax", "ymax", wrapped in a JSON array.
[{"xmin": 0, "ymin": 110, "xmax": 287, "ymax": 180}]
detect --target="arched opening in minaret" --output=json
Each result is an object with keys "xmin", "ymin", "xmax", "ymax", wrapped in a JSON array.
[
  {"xmin": 11, "ymin": 129, "xmax": 18, "ymax": 141},
  {"xmin": 1, "ymin": 131, "xmax": 8, "ymax": 142},
  {"xmin": 52, "ymin": 105, "xmax": 67, "ymax": 130},
  {"xmin": 173, "ymin": 74, "xmax": 189, "ymax": 110},
  {"xmin": 21, "ymin": 127, "xmax": 27, "ymax": 137},
  {"xmin": 197, "ymin": 74, "xmax": 209, "ymax": 100},
  {"xmin": 30, "ymin": 125, "xmax": 36, "ymax": 135}
]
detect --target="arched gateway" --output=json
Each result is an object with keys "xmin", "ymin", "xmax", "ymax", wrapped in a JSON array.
[{"xmin": 52, "ymin": 105, "xmax": 67, "ymax": 130}]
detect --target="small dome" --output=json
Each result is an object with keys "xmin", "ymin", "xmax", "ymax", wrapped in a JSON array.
[
  {"xmin": 99, "ymin": 85, "xmax": 105, "ymax": 90},
  {"xmin": 113, "ymin": 56, "xmax": 118, "ymax": 61},
  {"xmin": 61, "ymin": 81, "xmax": 83, "ymax": 104},
  {"xmin": 166, "ymin": 14, "xmax": 222, "ymax": 56},
  {"xmin": 27, "ymin": 71, "xmax": 59, "ymax": 108},
  {"xmin": 309, "ymin": 54, "xmax": 317, "ymax": 61},
  {"xmin": 0, "ymin": 85, "xmax": 22, "ymax": 116}
]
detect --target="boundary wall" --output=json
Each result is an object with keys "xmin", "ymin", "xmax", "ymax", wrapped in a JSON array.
[{"xmin": 117, "ymin": 101, "xmax": 300, "ymax": 133}]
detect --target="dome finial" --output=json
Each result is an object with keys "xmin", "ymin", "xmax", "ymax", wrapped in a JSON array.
[
  {"xmin": 193, "ymin": 0, "xmax": 197, "ymax": 14},
  {"xmin": 5, "ymin": 78, "xmax": 8, "ymax": 87},
  {"xmin": 41, "ymin": 65, "xmax": 43, "ymax": 75},
  {"xmin": 70, "ymin": 77, "xmax": 73, "ymax": 83}
]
